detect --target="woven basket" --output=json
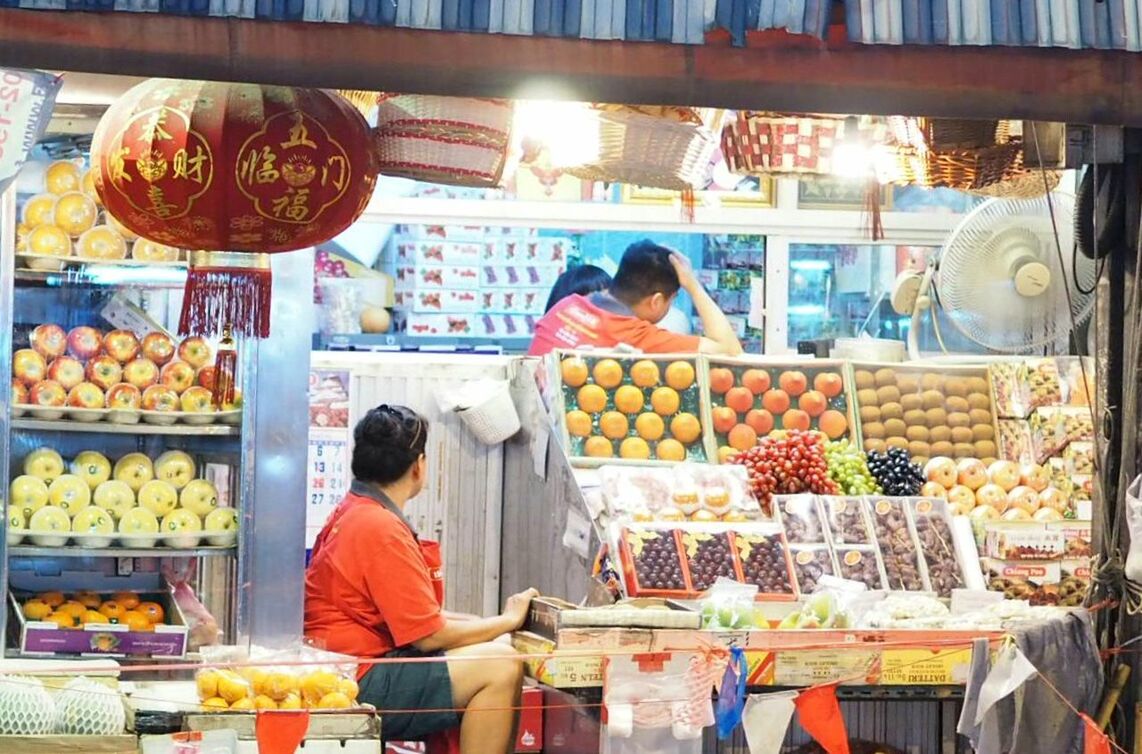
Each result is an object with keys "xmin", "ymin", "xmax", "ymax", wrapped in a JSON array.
[
  {"xmin": 884, "ymin": 117, "xmax": 1025, "ymax": 191},
  {"xmin": 721, "ymin": 112, "xmax": 889, "ymax": 177},
  {"xmin": 564, "ymin": 107, "xmax": 720, "ymax": 191},
  {"xmin": 373, "ymin": 95, "xmax": 514, "ymax": 188},
  {"xmin": 920, "ymin": 118, "xmax": 1002, "ymax": 149}
]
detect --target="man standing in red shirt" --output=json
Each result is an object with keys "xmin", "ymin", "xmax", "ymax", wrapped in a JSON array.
[{"xmin": 529, "ymin": 240, "xmax": 743, "ymax": 357}]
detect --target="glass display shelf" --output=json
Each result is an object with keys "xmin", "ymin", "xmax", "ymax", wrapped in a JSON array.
[
  {"xmin": 11, "ymin": 417, "xmax": 241, "ymax": 437},
  {"xmin": 9, "ymin": 545, "xmax": 236, "ymax": 559}
]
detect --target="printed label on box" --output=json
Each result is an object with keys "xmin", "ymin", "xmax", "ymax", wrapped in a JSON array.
[{"xmin": 879, "ymin": 647, "xmax": 975, "ymax": 685}]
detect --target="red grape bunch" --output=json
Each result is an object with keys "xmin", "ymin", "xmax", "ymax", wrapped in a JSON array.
[{"xmin": 730, "ymin": 430, "xmax": 838, "ymax": 513}]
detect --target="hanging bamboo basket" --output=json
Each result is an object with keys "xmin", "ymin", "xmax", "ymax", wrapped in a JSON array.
[{"xmin": 720, "ymin": 112, "xmax": 889, "ymax": 177}]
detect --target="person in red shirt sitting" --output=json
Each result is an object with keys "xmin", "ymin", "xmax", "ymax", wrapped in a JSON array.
[
  {"xmin": 529, "ymin": 240, "xmax": 743, "ymax": 357},
  {"xmin": 305, "ymin": 404, "xmax": 538, "ymax": 753}
]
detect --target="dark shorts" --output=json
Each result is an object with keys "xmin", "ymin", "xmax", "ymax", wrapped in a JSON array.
[{"xmin": 359, "ymin": 647, "xmax": 460, "ymax": 741}]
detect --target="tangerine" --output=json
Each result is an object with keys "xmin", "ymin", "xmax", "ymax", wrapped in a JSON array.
[
  {"xmin": 717, "ymin": 446, "xmax": 739, "ymax": 464},
  {"xmin": 664, "ymin": 361, "xmax": 695, "ymax": 390},
  {"xmin": 301, "ymin": 671, "xmax": 341, "ymax": 704},
  {"xmin": 709, "ymin": 368, "xmax": 735, "ymax": 395},
  {"xmin": 338, "ymin": 678, "xmax": 360, "ymax": 700},
  {"xmin": 123, "ymin": 610, "xmax": 152, "ymax": 631},
  {"xmin": 229, "ymin": 697, "xmax": 255, "ymax": 711},
  {"xmin": 745, "ymin": 409, "xmax": 775, "ymax": 436},
  {"xmin": 782, "ymin": 409, "xmax": 811, "ymax": 431},
  {"xmin": 619, "ymin": 437, "xmax": 651, "ymax": 460},
  {"xmin": 317, "ymin": 691, "xmax": 353, "ymax": 710},
  {"xmin": 592, "ymin": 359, "xmax": 624, "ymax": 389},
  {"xmin": 577, "ymin": 384, "xmax": 608, "ymax": 413},
  {"xmin": 741, "ymin": 369, "xmax": 772, "ymax": 395},
  {"xmin": 566, "ymin": 410, "xmax": 593, "ymax": 438},
  {"xmin": 711, "ymin": 406, "xmax": 738, "ymax": 434},
  {"xmin": 254, "ymin": 695, "xmax": 278, "ymax": 710},
  {"xmin": 725, "ymin": 386, "xmax": 754, "ymax": 413},
  {"xmin": 73, "ymin": 591, "xmax": 102, "ymax": 609},
  {"xmin": 38, "ymin": 591, "xmax": 65, "ymax": 608},
  {"xmin": 599, "ymin": 411, "xmax": 630, "ymax": 440},
  {"xmin": 58, "ymin": 601, "xmax": 86, "ymax": 620},
  {"xmin": 814, "ymin": 372, "xmax": 844, "ymax": 398},
  {"xmin": 138, "ymin": 601, "xmax": 165, "ymax": 624},
  {"xmin": 761, "ymin": 389, "xmax": 791, "ymax": 414},
  {"xmin": 629, "ymin": 360, "xmax": 660, "ymax": 388},
  {"xmin": 650, "ymin": 387, "xmax": 681, "ymax": 416},
  {"xmin": 613, "ymin": 385, "xmax": 645, "ymax": 414},
  {"xmin": 819, "ymin": 410, "xmax": 849, "ymax": 439},
  {"xmin": 112, "ymin": 591, "xmax": 141, "ymax": 609},
  {"xmin": 727, "ymin": 424, "xmax": 758, "ymax": 451},
  {"xmin": 279, "ymin": 694, "xmax": 303, "ymax": 710},
  {"xmin": 670, "ymin": 413, "xmax": 702, "ymax": 444},
  {"xmin": 798, "ymin": 390, "xmax": 828, "ymax": 418},
  {"xmin": 45, "ymin": 612, "xmax": 76, "ymax": 628},
  {"xmin": 99, "ymin": 601, "xmax": 126, "ymax": 622},
  {"xmin": 778, "ymin": 371, "xmax": 808, "ymax": 397},
  {"xmin": 560, "ymin": 357, "xmax": 589, "ymax": 388},
  {"xmin": 201, "ymin": 697, "xmax": 228, "ymax": 712},
  {"xmin": 656, "ymin": 439, "xmax": 686, "ymax": 462},
  {"xmin": 583, "ymin": 437, "xmax": 613, "ymax": 458},
  {"xmin": 81, "ymin": 609, "xmax": 109, "ymax": 626},
  {"xmin": 634, "ymin": 413, "xmax": 665, "ymax": 441},
  {"xmin": 23, "ymin": 599, "xmax": 52, "ymax": 621}
]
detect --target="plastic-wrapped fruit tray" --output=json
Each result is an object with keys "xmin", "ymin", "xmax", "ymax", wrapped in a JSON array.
[
  {"xmin": 774, "ymin": 494, "xmax": 829, "ymax": 546},
  {"xmin": 901, "ymin": 498, "xmax": 967, "ymax": 598},
  {"xmin": 18, "ymin": 407, "xmax": 241, "ymax": 426},
  {"xmin": 862, "ymin": 497, "xmax": 931, "ymax": 592},
  {"xmin": 9, "ymin": 530, "xmax": 238, "ymax": 550}
]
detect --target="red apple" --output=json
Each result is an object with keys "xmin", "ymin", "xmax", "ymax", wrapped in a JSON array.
[
  {"xmin": 30, "ymin": 324, "xmax": 67, "ymax": 360},
  {"xmin": 141, "ymin": 385, "xmax": 179, "ymax": 412},
  {"xmin": 178, "ymin": 337, "xmax": 212, "ymax": 370},
  {"xmin": 85, "ymin": 355, "xmax": 124, "ymax": 391},
  {"xmin": 66, "ymin": 381, "xmax": 105, "ymax": 409},
  {"xmin": 102, "ymin": 329, "xmax": 140, "ymax": 363},
  {"xmin": 141, "ymin": 332, "xmax": 176, "ymax": 366},
  {"xmin": 12, "ymin": 348, "xmax": 47, "ymax": 387},
  {"xmin": 47, "ymin": 356, "xmax": 86, "ymax": 390},
  {"xmin": 160, "ymin": 361, "xmax": 196, "ymax": 394},
  {"xmin": 28, "ymin": 380, "xmax": 66, "ymax": 407},
  {"xmin": 11, "ymin": 380, "xmax": 28, "ymax": 405},
  {"xmin": 196, "ymin": 366, "xmax": 217, "ymax": 391},
  {"xmin": 180, "ymin": 385, "xmax": 215, "ymax": 413},
  {"xmin": 106, "ymin": 383, "xmax": 142, "ymax": 410},
  {"xmin": 924, "ymin": 457, "xmax": 957, "ymax": 489},
  {"xmin": 66, "ymin": 326, "xmax": 103, "ymax": 360},
  {"xmin": 123, "ymin": 358, "xmax": 160, "ymax": 389}
]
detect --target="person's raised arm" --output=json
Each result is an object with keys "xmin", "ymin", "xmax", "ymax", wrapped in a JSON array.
[
  {"xmin": 412, "ymin": 589, "xmax": 538, "ymax": 652},
  {"xmin": 670, "ymin": 254, "xmax": 743, "ymax": 356}
]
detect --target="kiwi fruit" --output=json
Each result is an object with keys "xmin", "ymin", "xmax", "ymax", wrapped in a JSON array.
[
  {"xmin": 921, "ymin": 390, "xmax": 945, "ymax": 410},
  {"xmin": 950, "ymin": 426, "xmax": 974, "ymax": 444},
  {"xmin": 858, "ymin": 388, "xmax": 879, "ymax": 406},
  {"xmin": 876, "ymin": 385, "xmax": 902, "ymax": 404},
  {"xmin": 944, "ymin": 377, "xmax": 969, "ymax": 397},
  {"xmin": 901, "ymin": 394, "xmax": 924, "ymax": 412},
  {"xmin": 953, "ymin": 442, "xmax": 976, "ymax": 458},
  {"xmin": 974, "ymin": 440, "xmax": 997, "ymax": 458},
  {"xmin": 945, "ymin": 396, "xmax": 970, "ymax": 414},
  {"xmin": 906, "ymin": 425, "xmax": 930, "ymax": 442},
  {"xmin": 880, "ymin": 402, "xmax": 904, "ymax": 421},
  {"xmin": 912, "ymin": 456, "xmax": 930, "ymax": 468},
  {"xmin": 864, "ymin": 439, "xmax": 887, "ymax": 454},
  {"xmin": 874, "ymin": 368, "xmax": 897, "ymax": 387},
  {"xmin": 929, "ymin": 426, "xmax": 952, "ymax": 443},
  {"xmin": 896, "ymin": 374, "xmax": 921, "ymax": 393},
  {"xmin": 908, "ymin": 441, "xmax": 931, "ymax": 458},
  {"xmin": 980, "ymin": 457, "xmax": 998, "ymax": 467},
  {"xmin": 969, "ymin": 409, "xmax": 992, "ymax": 425},
  {"xmin": 863, "ymin": 422, "xmax": 886, "ymax": 439},
  {"xmin": 886, "ymin": 437, "xmax": 909, "ymax": 450},
  {"xmin": 920, "ymin": 374, "xmax": 944, "ymax": 392},
  {"xmin": 903, "ymin": 409, "xmax": 928, "ymax": 426},
  {"xmin": 884, "ymin": 418, "xmax": 907, "ymax": 438},
  {"xmin": 930, "ymin": 441, "xmax": 955, "ymax": 456},
  {"xmin": 967, "ymin": 377, "xmax": 990, "ymax": 394},
  {"xmin": 925, "ymin": 407, "xmax": 948, "ymax": 427},
  {"xmin": 972, "ymin": 424, "xmax": 995, "ymax": 441},
  {"xmin": 854, "ymin": 370, "xmax": 876, "ymax": 390},
  {"xmin": 967, "ymin": 393, "xmax": 991, "ymax": 411},
  {"xmin": 860, "ymin": 406, "xmax": 881, "ymax": 423},
  {"xmin": 947, "ymin": 412, "xmax": 972, "ymax": 428}
]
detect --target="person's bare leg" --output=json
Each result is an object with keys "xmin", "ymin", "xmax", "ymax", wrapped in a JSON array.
[{"xmin": 446, "ymin": 642, "xmax": 524, "ymax": 754}]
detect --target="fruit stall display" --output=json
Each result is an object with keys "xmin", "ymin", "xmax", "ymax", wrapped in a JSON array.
[
  {"xmin": 849, "ymin": 362, "xmax": 1000, "ymax": 468},
  {"xmin": 554, "ymin": 351, "xmax": 712, "ymax": 465},
  {"xmin": 7, "ymin": 446, "xmax": 236, "ymax": 550},
  {"xmin": 194, "ymin": 646, "xmax": 361, "ymax": 711},
  {"xmin": 594, "ymin": 463, "xmax": 764, "ymax": 526},
  {"xmin": 705, "ymin": 357, "xmax": 854, "ymax": 460},
  {"xmin": 0, "ymin": 673, "xmax": 128, "ymax": 738},
  {"xmin": 12, "ymin": 323, "xmax": 240, "ymax": 426}
]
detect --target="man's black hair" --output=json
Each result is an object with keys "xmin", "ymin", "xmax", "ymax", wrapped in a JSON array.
[{"xmin": 609, "ymin": 240, "xmax": 680, "ymax": 305}]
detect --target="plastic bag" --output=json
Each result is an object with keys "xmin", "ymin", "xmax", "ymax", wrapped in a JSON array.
[
  {"xmin": 605, "ymin": 653, "xmax": 714, "ymax": 740},
  {"xmin": 140, "ymin": 730, "xmax": 238, "ymax": 754},
  {"xmin": 161, "ymin": 561, "xmax": 221, "ymax": 651},
  {"xmin": 776, "ymin": 580, "xmax": 858, "ymax": 629},
  {"xmin": 194, "ymin": 643, "xmax": 360, "ymax": 712},
  {"xmin": 697, "ymin": 579, "xmax": 762, "ymax": 630},
  {"xmin": 1125, "ymin": 475, "xmax": 1142, "ymax": 582}
]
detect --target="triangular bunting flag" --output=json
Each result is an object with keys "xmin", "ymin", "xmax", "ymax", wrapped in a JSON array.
[
  {"xmin": 1082, "ymin": 714, "xmax": 1112, "ymax": 754},
  {"xmin": 715, "ymin": 646, "xmax": 748, "ymax": 739},
  {"xmin": 743, "ymin": 691, "xmax": 798, "ymax": 754},
  {"xmin": 795, "ymin": 684, "xmax": 850, "ymax": 754},
  {"xmin": 256, "ymin": 710, "xmax": 311, "ymax": 754}
]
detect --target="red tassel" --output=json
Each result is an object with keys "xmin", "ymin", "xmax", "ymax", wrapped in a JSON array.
[
  {"xmin": 212, "ymin": 325, "xmax": 238, "ymax": 409},
  {"xmin": 681, "ymin": 188, "xmax": 697, "ymax": 223},
  {"xmin": 863, "ymin": 179, "xmax": 884, "ymax": 241},
  {"xmin": 178, "ymin": 266, "xmax": 272, "ymax": 338}
]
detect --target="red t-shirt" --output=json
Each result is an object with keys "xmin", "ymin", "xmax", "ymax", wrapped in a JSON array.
[
  {"xmin": 304, "ymin": 491, "xmax": 444, "ymax": 664},
  {"xmin": 528, "ymin": 294, "xmax": 699, "ymax": 357}
]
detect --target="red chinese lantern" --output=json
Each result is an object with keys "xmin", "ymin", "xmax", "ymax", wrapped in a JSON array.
[{"xmin": 92, "ymin": 79, "xmax": 377, "ymax": 340}]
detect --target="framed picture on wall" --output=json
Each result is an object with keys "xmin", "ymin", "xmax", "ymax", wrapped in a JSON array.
[
  {"xmin": 621, "ymin": 148, "xmax": 776, "ymax": 208},
  {"xmin": 797, "ymin": 177, "xmax": 894, "ymax": 211}
]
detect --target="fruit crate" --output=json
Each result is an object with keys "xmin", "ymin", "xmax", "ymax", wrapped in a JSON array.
[
  {"xmin": 7, "ymin": 590, "xmax": 189, "ymax": 658},
  {"xmin": 550, "ymin": 350, "xmax": 715, "ymax": 467},
  {"xmin": 848, "ymin": 361, "xmax": 1000, "ymax": 468},
  {"xmin": 700, "ymin": 356, "xmax": 856, "ymax": 462}
]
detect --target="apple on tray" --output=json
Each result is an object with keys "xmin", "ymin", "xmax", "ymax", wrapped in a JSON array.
[
  {"xmin": 123, "ymin": 358, "xmax": 160, "ymax": 390},
  {"xmin": 30, "ymin": 324, "xmax": 67, "ymax": 360},
  {"xmin": 7, "ymin": 505, "xmax": 26, "ymax": 546},
  {"xmin": 118, "ymin": 508, "xmax": 160, "ymax": 548},
  {"xmin": 154, "ymin": 451, "xmax": 196, "ymax": 490},
  {"xmin": 66, "ymin": 382, "xmax": 106, "ymax": 420},
  {"xmin": 71, "ymin": 507, "xmax": 115, "ymax": 548},
  {"xmin": 141, "ymin": 332, "xmax": 176, "ymax": 366},
  {"xmin": 161, "ymin": 508, "xmax": 203, "ymax": 549},
  {"xmin": 28, "ymin": 505, "xmax": 72, "ymax": 547},
  {"xmin": 180, "ymin": 386, "xmax": 217, "ymax": 425},
  {"xmin": 23, "ymin": 447, "xmax": 65, "ymax": 483},
  {"xmin": 93, "ymin": 480, "xmax": 137, "ymax": 521},
  {"xmin": 180, "ymin": 479, "xmax": 219, "ymax": 517},
  {"xmin": 160, "ymin": 361, "xmax": 196, "ymax": 394},
  {"xmin": 12, "ymin": 380, "xmax": 28, "ymax": 416},
  {"xmin": 48, "ymin": 474, "xmax": 92, "ymax": 516},
  {"xmin": 107, "ymin": 383, "xmax": 142, "ymax": 410},
  {"xmin": 70, "ymin": 450, "xmax": 112, "ymax": 489},
  {"xmin": 113, "ymin": 453, "xmax": 154, "ymax": 493},
  {"xmin": 28, "ymin": 380, "xmax": 67, "ymax": 419},
  {"xmin": 13, "ymin": 348, "xmax": 47, "ymax": 387},
  {"xmin": 102, "ymin": 329, "xmax": 140, "ymax": 363},
  {"xmin": 138, "ymin": 480, "xmax": 179, "ymax": 518},
  {"xmin": 141, "ymin": 385, "xmax": 180, "ymax": 424},
  {"xmin": 66, "ymin": 326, "xmax": 103, "ymax": 360},
  {"xmin": 204, "ymin": 507, "xmax": 238, "ymax": 547},
  {"xmin": 48, "ymin": 356, "xmax": 87, "ymax": 391},
  {"xmin": 9, "ymin": 475, "xmax": 50, "ymax": 519},
  {"xmin": 177, "ymin": 337, "xmax": 212, "ymax": 370},
  {"xmin": 85, "ymin": 355, "xmax": 123, "ymax": 392}
]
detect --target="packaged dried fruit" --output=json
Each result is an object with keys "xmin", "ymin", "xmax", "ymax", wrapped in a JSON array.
[
  {"xmin": 834, "ymin": 545, "xmax": 887, "ymax": 589},
  {"xmin": 788, "ymin": 544, "xmax": 836, "ymax": 594},
  {"xmin": 732, "ymin": 526, "xmax": 797, "ymax": 599},
  {"xmin": 984, "ymin": 523, "xmax": 1065, "ymax": 561},
  {"xmin": 822, "ymin": 496, "xmax": 874, "ymax": 545},
  {"xmin": 1064, "ymin": 441, "xmax": 1094, "ymax": 476},
  {"xmin": 998, "ymin": 419, "xmax": 1035, "ymax": 465},
  {"xmin": 983, "ymin": 558, "xmax": 1061, "ymax": 604},
  {"xmin": 775, "ymin": 494, "xmax": 828, "ymax": 545},
  {"xmin": 618, "ymin": 526, "xmax": 691, "ymax": 597},
  {"xmin": 1056, "ymin": 356, "xmax": 1095, "ymax": 407},
  {"xmin": 1030, "ymin": 406, "xmax": 1095, "ymax": 463},
  {"xmin": 902, "ymin": 498, "xmax": 966, "ymax": 597},
  {"xmin": 989, "ymin": 361, "xmax": 1027, "ymax": 418},
  {"xmin": 863, "ymin": 497, "xmax": 930, "ymax": 592},
  {"xmin": 679, "ymin": 529, "xmax": 741, "ymax": 592},
  {"xmin": 1060, "ymin": 559, "xmax": 1092, "ymax": 607},
  {"xmin": 1048, "ymin": 521, "xmax": 1093, "ymax": 558}
]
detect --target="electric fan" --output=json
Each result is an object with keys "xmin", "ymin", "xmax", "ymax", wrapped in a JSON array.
[{"xmin": 891, "ymin": 191, "xmax": 1097, "ymax": 358}]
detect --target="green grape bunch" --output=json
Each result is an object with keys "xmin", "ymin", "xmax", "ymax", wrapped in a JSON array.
[{"xmin": 825, "ymin": 439, "xmax": 882, "ymax": 496}]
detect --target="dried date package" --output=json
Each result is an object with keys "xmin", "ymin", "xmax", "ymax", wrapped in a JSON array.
[
  {"xmin": 776, "ymin": 494, "xmax": 828, "ymax": 545},
  {"xmin": 904, "ymin": 498, "xmax": 966, "ymax": 598},
  {"xmin": 788, "ymin": 544, "xmax": 836, "ymax": 594},
  {"xmin": 864, "ymin": 497, "xmax": 929, "ymax": 591}
]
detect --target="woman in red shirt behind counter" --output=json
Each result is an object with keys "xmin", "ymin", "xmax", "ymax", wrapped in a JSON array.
[{"xmin": 305, "ymin": 404, "xmax": 538, "ymax": 753}]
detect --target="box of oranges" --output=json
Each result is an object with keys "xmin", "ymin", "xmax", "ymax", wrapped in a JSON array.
[
  {"xmin": 194, "ymin": 645, "xmax": 361, "ymax": 712},
  {"xmin": 9, "ymin": 589, "xmax": 189, "ymax": 658},
  {"xmin": 553, "ymin": 350, "xmax": 714, "ymax": 466},
  {"xmin": 704, "ymin": 357, "xmax": 855, "ymax": 462}
]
